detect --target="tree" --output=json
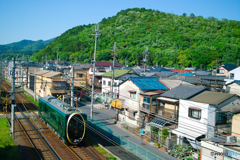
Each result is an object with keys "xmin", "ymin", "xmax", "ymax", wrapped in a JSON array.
[{"xmin": 190, "ymin": 13, "xmax": 196, "ymax": 19}]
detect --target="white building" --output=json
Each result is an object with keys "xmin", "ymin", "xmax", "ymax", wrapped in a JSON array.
[
  {"xmin": 224, "ymin": 67, "xmax": 240, "ymax": 84},
  {"xmin": 101, "ymin": 69, "xmax": 139, "ymax": 96},
  {"xmin": 172, "ymin": 91, "xmax": 240, "ymax": 149}
]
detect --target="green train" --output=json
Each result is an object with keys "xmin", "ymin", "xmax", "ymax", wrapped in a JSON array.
[{"xmin": 38, "ymin": 96, "xmax": 87, "ymax": 145}]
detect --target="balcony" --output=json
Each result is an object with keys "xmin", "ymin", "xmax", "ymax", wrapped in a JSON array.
[{"xmin": 157, "ymin": 108, "xmax": 177, "ymax": 119}]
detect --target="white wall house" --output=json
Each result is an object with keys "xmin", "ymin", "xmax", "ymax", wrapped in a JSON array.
[
  {"xmin": 118, "ymin": 77, "xmax": 168, "ymax": 128},
  {"xmin": 102, "ymin": 73, "xmax": 139, "ymax": 96},
  {"xmin": 172, "ymin": 91, "xmax": 240, "ymax": 150},
  {"xmin": 224, "ymin": 67, "xmax": 240, "ymax": 84}
]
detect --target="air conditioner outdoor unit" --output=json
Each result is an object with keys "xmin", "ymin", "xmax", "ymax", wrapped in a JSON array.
[{"xmin": 227, "ymin": 136, "xmax": 236, "ymax": 143}]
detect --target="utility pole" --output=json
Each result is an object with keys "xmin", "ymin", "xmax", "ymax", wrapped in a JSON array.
[
  {"xmin": 90, "ymin": 24, "xmax": 101, "ymax": 119},
  {"xmin": 42, "ymin": 56, "xmax": 44, "ymax": 64},
  {"xmin": 125, "ymin": 58, "xmax": 127, "ymax": 68},
  {"xmin": 142, "ymin": 46, "xmax": 149, "ymax": 73},
  {"xmin": 34, "ymin": 69, "xmax": 36, "ymax": 101},
  {"xmin": 21, "ymin": 66, "xmax": 23, "ymax": 89},
  {"xmin": 26, "ymin": 58, "xmax": 29, "ymax": 88},
  {"xmin": 71, "ymin": 66, "xmax": 74, "ymax": 108},
  {"xmin": 111, "ymin": 42, "xmax": 117, "ymax": 99},
  {"xmin": 11, "ymin": 57, "xmax": 16, "ymax": 137},
  {"xmin": 46, "ymin": 55, "xmax": 48, "ymax": 65},
  {"xmin": 56, "ymin": 47, "xmax": 59, "ymax": 72}
]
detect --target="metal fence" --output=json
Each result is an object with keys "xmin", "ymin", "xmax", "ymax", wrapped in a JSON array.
[{"xmin": 87, "ymin": 117, "xmax": 164, "ymax": 160}]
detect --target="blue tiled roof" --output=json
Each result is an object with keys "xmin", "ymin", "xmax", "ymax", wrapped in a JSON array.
[
  {"xmin": 227, "ymin": 80, "xmax": 240, "ymax": 86},
  {"xmin": 127, "ymin": 77, "xmax": 167, "ymax": 90},
  {"xmin": 235, "ymin": 81, "xmax": 240, "ymax": 85},
  {"xmin": 181, "ymin": 72, "xmax": 196, "ymax": 76}
]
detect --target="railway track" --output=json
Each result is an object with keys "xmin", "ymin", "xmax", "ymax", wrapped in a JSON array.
[
  {"xmin": 1, "ymin": 78, "xmax": 106, "ymax": 160},
  {"xmin": 16, "ymin": 115, "xmax": 61, "ymax": 160}
]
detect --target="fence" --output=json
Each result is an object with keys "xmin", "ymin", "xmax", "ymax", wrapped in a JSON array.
[{"xmin": 87, "ymin": 116, "xmax": 164, "ymax": 160}]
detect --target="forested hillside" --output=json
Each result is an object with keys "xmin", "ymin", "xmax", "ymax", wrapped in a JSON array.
[
  {"xmin": 0, "ymin": 38, "xmax": 55, "ymax": 60},
  {"xmin": 30, "ymin": 8, "xmax": 240, "ymax": 68}
]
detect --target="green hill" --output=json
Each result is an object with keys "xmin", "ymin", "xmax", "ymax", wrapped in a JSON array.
[
  {"xmin": 30, "ymin": 8, "xmax": 240, "ymax": 68},
  {"xmin": 0, "ymin": 38, "xmax": 55, "ymax": 60}
]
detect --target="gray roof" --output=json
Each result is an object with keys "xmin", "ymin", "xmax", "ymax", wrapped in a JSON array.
[
  {"xmin": 190, "ymin": 91, "xmax": 235, "ymax": 105},
  {"xmin": 159, "ymin": 79, "xmax": 193, "ymax": 89},
  {"xmin": 72, "ymin": 64, "xmax": 91, "ymax": 69},
  {"xmin": 160, "ymin": 84, "xmax": 207, "ymax": 99}
]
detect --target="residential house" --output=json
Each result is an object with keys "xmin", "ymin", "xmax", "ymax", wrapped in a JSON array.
[
  {"xmin": 212, "ymin": 63, "xmax": 236, "ymax": 77},
  {"xmin": 88, "ymin": 62, "xmax": 122, "ymax": 89},
  {"xmin": 101, "ymin": 69, "xmax": 139, "ymax": 97},
  {"xmin": 225, "ymin": 81, "xmax": 240, "ymax": 96},
  {"xmin": 35, "ymin": 70, "xmax": 67, "ymax": 97},
  {"xmin": 224, "ymin": 66, "xmax": 240, "ymax": 84},
  {"xmin": 156, "ymin": 84, "xmax": 207, "ymax": 125},
  {"xmin": 201, "ymin": 110, "xmax": 240, "ymax": 160},
  {"xmin": 172, "ymin": 91, "xmax": 240, "ymax": 149},
  {"xmin": 118, "ymin": 77, "xmax": 168, "ymax": 127},
  {"xmin": 71, "ymin": 64, "xmax": 90, "ymax": 87}
]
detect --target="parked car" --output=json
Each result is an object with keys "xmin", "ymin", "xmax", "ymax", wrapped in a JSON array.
[{"xmin": 75, "ymin": 91, "xmax": 89, "ymax": 98}]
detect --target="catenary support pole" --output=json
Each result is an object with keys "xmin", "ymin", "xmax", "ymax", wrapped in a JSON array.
[
  {"xmin": 26, "ymin": 58, "xmax": 29, "ymax": 88},
  {"xmin": 34, "ymin": 69, "xmax": 36, "ymax": 101},
  {"xmin": 11, "ymin": 57, "xmax": 16, "ymax": 137},
  {"xmin": 71, "ymin": 66, "xmax": 74, "ymax": 108}
]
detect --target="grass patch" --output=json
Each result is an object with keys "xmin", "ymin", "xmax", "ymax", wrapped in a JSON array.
[
  {"xmin": 0, "ymin": 118, "xmax": 19, "ymax": 160},
  {"xmin": 84, "ymin": 136, "xmax": 117, "ymax": 160},
  {"xmin": 22, "ymin": 91, "xmax": 38, "ymax": 107}
]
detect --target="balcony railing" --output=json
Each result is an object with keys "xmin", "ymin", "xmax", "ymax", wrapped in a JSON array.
[{"xmin": 157, "ymin": 108, "xmax": 177, "ymax": 119}]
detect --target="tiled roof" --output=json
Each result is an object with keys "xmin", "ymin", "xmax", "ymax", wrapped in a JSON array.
[
  {"xmin": 190, "ymin": 91, "xmax": 235, "ymax": 105},
  {"xmin": 159, "ymin": 79, "xmax": 193, "ymax": 89},
  {"xmin": 168, "ymin": 69, "xmax": 192, "ymax": 73},
  {"xmin": 72, "ymin": 64, "xmax": 91, "ymax": 69},
  {"xmin": 161, "ymin": 84, "xmax": 207, "ymax": 99},
  {"xmin": 126, "ymin": 77, "xmax": 168, "ymax": 90},
  {"xmin": 226, "ymin": 80, "xmax": 240, "ymax": 86},
  {"xmin": 140, "ymin": 90, "xmax": 166, "ymax": 96},
  {"xmin": 101, "ymin": 69, "xmax": 136, "ymax": 78},
  {"xmin": 42, "ymin": 71, "xmax": 62, "ymax": 78},
  {"xmin": 149, "ymin": 67, "xmax": 174, "ymax": 72},
  {"xmin": 35, "ymin": 70, "xmax": 51, "ymax": 75},
  {"xmin": 222, "ymin": 64, "xmax": 236, "ymax": 71},
  {"xmin": 181, "ymin": 72, "xmax": 196, "ymax": 76},
  {"xmin": 93, "ymin": 62, "xmax": 122, "ymax": 67}
]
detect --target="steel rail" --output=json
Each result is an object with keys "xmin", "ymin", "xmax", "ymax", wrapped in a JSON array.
[{"xmin": 16, "ymin": 116, "xmax": 44, "ymax": 160}]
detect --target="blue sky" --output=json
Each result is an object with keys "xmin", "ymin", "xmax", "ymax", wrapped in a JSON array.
[{"xmin": 0, "ymin": 0, "xmax": 239, "ymax": 45}]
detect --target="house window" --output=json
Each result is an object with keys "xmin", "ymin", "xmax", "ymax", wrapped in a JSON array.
[
  {"xmin": 216, "ymin": 113, "xmax": 227, "ymax": 124},
  {"xmin": 152, "ymin": 98, "xmax": 157, "ymax": 105},
  {"xmin": 219, "ymin": 69, "xmax": 224, "ymax": 74},
  {"xmin": 57, "ymin": 82, "xmax": 66, "ymax": 87},
  {"xmin": 103, "ymin": 80, "xmax": 106, "ymax": 85},
  {"xmin": 108, "ymin": 81, "xmax": 111, "ymax": 86},
  {"xmin": 130, "ymin": 93, "xmax": 136, "ymax": 99},
  {"xmin": 230, "ymin": 73, "xmax": 234, "ymax": 79},
  {"xmin": 143, "ymin": 104, "xmax": 150, "ymax": 110},
  {"xmin": 114, "ymin": 82, "xmax": 117, "ymax": 87},
  {"xmin": 188, "ymin": 107, "xmax": 201, "ymax": 119},
  {"xmin": 143, "ymin": 97, "xmax": 150, "ymax": 104},
  {"xmin": 76, "ymin": 74, "xmax": 83, "ymax": 77}
]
